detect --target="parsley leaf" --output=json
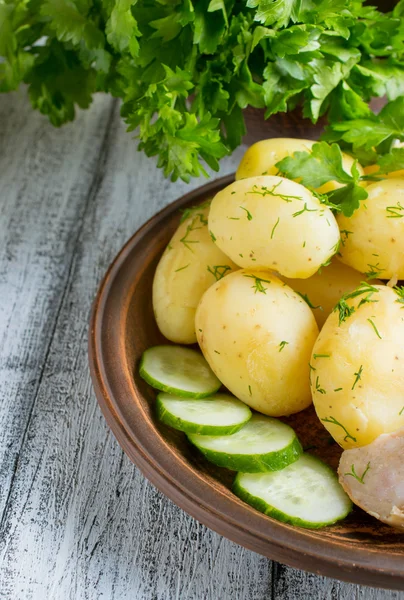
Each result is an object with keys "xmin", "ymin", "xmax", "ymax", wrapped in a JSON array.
[{"xmin": 376, "ymin": 148, "xmax": 404, "ymax": 174}]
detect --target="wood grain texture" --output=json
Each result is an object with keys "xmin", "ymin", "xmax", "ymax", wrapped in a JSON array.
[{"xmin": 0, "ymin": 90, "xmax": 403, "ymax": 600}]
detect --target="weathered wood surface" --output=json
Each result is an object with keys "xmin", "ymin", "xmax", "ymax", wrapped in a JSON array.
[{"xmin": 0, "ymin": 89, "xmax": 403, "ymax": 600}]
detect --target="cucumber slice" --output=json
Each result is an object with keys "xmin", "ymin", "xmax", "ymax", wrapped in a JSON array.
[
  {"xmin": 234, "ymin": 454, "xmax": 352, "ymax": 529},
  {"xmin": 188, "ymin": 414, "xmax": 302, "ymax": 472},
  {"xmin": 156, "ymin": 392, "xmax": 252, "ymax": 435},
  {"xmin": 139, "ymin": 345, "xmax": 221, "ymax": 398}
]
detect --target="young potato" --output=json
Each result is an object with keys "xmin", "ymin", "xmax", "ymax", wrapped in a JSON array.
[
  {"xmin": 195, "ymin": 269, "xmax": 319, "ymax": 416},
  {"xmin": 281, "ymin": 260, "xmax": 380, "ymax": 328},
  {"xmin": 236, "ymin": 138, "xmax": 363, "ymax": 193},
  {"xmin": 337, "ymin": 178, "xmax": 404, "ymax": 279},
  {"xmin": 311, "ymin": 284, "xmax": 404, "ymax": 449},
  {"xmin": 153, "ymin": 203, "xmax": 238, "ymax": 344},
  {"xmin": 208, "ymin": 176, "xmax": 340, "ymax": 279}
]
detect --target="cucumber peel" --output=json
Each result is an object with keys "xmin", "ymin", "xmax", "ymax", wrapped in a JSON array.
[
  {"xmin": 156, "ymin": 392, "xmax": 252, "ymax": 435},
  {"xmin": 139, "ymin": 345, "xmax": 221, "ymax": 398},
  {"xmin": 233, "ymin": 453, "xmax": 352, "ymax": 528},
  {"xmin": 188, "ymin": 414, "xmax": 302, "ymax": 472}
]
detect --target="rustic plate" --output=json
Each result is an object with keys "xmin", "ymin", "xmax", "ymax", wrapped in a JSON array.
[{"xmin": 88, "ymin": 175, "xmax": 404, "ymax": 590}]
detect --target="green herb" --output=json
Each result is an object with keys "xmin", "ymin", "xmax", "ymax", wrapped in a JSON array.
[
  {"xmin": 345, "ymin": 462, "xmax": 371, "ymax": 485},
  {"xmin": 377, "ymin": 148, "xmax": 404, "ymax": 175},
  {"xmin": 296, "ymin": 292, "xmax": 321, "ymax": 310},
  {"xmin": 321, "ymin": 417, "xmax": 357, "ymax": 443},
  {"xmin": 0, "ymin": 1, "xmax": 402, "ymax": 181},
  {"xmin": 271, "ymin": 217, "xmax": 280, "ymax": 239},
  {"xmin": 340, "ymin": 230, "xmax": 353, "ymax": 247},
  {"xmin": 334, "ymin": 388, "xmax": 343, "ymax": 392},
  {"xmin": 244, "ymin": 274, "xmax": 272, "ymax": 294},
  {"xmin": 210, "ymin": 231, "xmax": 217, "ymax": 243},
  {"xmin": 175, "ymin": 264, "xmax": 190, "ymax": 272},
  {"xmin": 367, "ymin": 318, "xmax": 382, "ymax": 339},
  {"xmin": 386, "ymin": 202, "xmax": 404, "ymax": 219},
  {"xmin": 352, "ymin": 365, "xmax": 363, "ymax": 390},
  {"xmin": 214, "ymin": 350, "xmax": 220, "ymax": 354},
  {"xmin": 279, "ymin": 341, "xmax": 289, "ymax": 352},
  {"xmin": 365, "ymin": 262, "xmax": 385, "ymax": 279},
  {"xmin": 399, "ymin": 406, "xmax": 404, "ymax": 416},
  {"xmin": 395, "ymin": 287, "xmax": 404, "ymax": 307},
  {"xmin": 303, "ymin": 241, "xmax": 306, "ymax": 248},
  {"xmin": 228, "ymin": 217, "xmax": 240, "ymax": 220},
  {"xmin": 166, "ymin": 243, "xmax": 173, "ymax": 251},
  {"xmin": 248, "ymin": 182, "xmax": 303, "ymax": 203},
  {"xmin": 313, "ymin": 354, "xmax": 330, "ymax": 359},
  {"xmin": 292, "ymin": 203, "xmax": 318, "ymax": 218},
  {"xmin": 207, "ymin": 265, "xmax": 232, "ymax": 281},
  {"xmin": 315, "ymin": 376, "xmax": 326, "ymax": 395},
  {"xmin": 180, "ymin": 202, "xmax": 210, "ymax": 224},
  {"xmin": 240, "ymin": 206, "xmax": 253, "ymax": 220},
  {"xmin": 334, "ymin": 282, "xmax": 379, "ymax": 326},
  {"xmin": 198, "ymin": 329, "xmax": 202, "ymax": 333},
  {"xmin": 248, "ymin": 385, "xmax": 252, "ymax": 396},
  {"xmin": 276, "ymin": 142, "xmax": 368, "ymax": 217},
  {"xmin": 180, "ymin": 217, "xmax": 203, "ymax": 252}
]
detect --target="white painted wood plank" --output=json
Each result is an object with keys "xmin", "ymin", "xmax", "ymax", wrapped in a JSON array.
[
  {"xmin": 0, "ymin": 89, "xmax": 114, "ymax": 520},
  {"xmin": 0, "ymin": 91, "xmax": 403, "ymax": 600}
]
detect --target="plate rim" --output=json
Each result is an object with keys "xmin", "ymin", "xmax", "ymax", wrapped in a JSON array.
[{"xmin": 88, "ymin": 174, "xmax": 404, "ymax": 591}]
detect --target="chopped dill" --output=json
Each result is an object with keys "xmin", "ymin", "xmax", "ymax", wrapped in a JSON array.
[
  {"xmin": 244, "ymin": 274, "xmax": 272, "ymax": 294},
  {"xmin": 240, "ymin": 206, "xmax": 253, "ymax": 220},
  {"xmin": 271, "ymin": 217, "xmax": 280, "ymax": 239},
  {"xmin": 367, "ymin": 318, "xmax": 382, "ymax": 339},
  {"xmin": 321, "ymin": 416, "xmax": 357, "ymax": 443},
  {"xmin": 352, "ymin": 365, "xmax": 363, "ymax": 390},
  {"xmin": 345, "ymin": 462, "xmax": 370, "ymax": 484},
  {"xmin": 207, "ymin": 265, "xmax": 232, "ymax": 281}
]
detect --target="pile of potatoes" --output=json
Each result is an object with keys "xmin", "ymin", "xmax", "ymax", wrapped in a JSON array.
[{"xmin": 153, "ymin": 138, "xmax": 404, "ymax": 453}]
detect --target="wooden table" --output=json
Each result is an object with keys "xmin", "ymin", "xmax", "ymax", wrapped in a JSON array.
[{"xmin": 0, "ymin": 90, "xmax": 401, "ymax": 600}]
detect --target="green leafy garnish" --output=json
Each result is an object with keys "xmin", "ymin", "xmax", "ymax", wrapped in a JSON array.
[
  {"xmin": 276, "ymin": 141, "xmax": 368, "ymax": 217},
  {"xmin": 352, "ymin": 365, "xmax": 364, "ymax": 390},
  {"xmin": 244, "ymin": 274, "xmax": 272, "ymax": 294},
  {"xmin": 296, "ymin": 292, "xmax": 321, "ymax": 310},
  {"xmin": 1, "ymin": 1, "xmax": 403, "ymax": 180},
  {"xmin": 175, "ymin": 263, "xmax": 190, "ymax": 272},
  {"xmin": 180, "ymin": 202, "xmax": 210, "ymax": 224},
  {"xmin": 334, "ymin": 282, "xmax": 379, "ymax": 326},
  {"xmin": 239, "ymin": 206, "xmax": 253, "ymax": 220},
  {"xmin": 386, "ymin": 202, "xmax": 404, "ymax": 219},
  {"xmin": 321, "ymin": 416, "xmax": 357, "ymax": 443},
  {"xmin": 180, "ymin": 217, "xmax": 203, "ymax": 252},
  {"xmin": 367, "ymin": 318, "xmax": 382, "ymax": 339},
  {"xmin": 207, "ymin": 264, "xmax": 232, "ymax": 280},
  {"xmin": 271, "ymin": 217, "xmax": 280, "ymax": 239},
  {"xmin": 345, "ymin": 462, "xmax": 371, "ymax": 485},
  {"xmin": 279, "ymin": 340, "xmax": 289, "ymax": 352}
]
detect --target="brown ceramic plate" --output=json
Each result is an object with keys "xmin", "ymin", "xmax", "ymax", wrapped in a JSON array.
[{"xmin": 89, "ymin": 175, "xmax": 404, "ymax": 590}]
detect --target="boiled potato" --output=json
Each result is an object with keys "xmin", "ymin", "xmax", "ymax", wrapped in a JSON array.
[
  {"xmin": 281, "ymin": 260, "xmax": 380, "ymax": 328},
  {"xmin": 236, "ymin": 138, "xmax": 363, "ymax": 193},
  {"xmin": 195, "ymin": 269, "xmax": 319, "ymax": 416},
  {"xmin": 209, "ymin": 176, "xmax": 340, "ymax": 278},
  {"xmin": 311, "ymin": 284, "xmax": 404, "ymax": 449},
  {"xmin": 153, "ymin": 203, "xmax": 238, "ymax": 344},
  {"xmin": 337, "ymin": 178, "xmax": 404, "ymax": 279}
]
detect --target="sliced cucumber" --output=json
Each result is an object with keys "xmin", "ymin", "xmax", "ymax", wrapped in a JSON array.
[
  {"xmin": 234, "ymin": 453, "xmax": 352, "ymax": 529},
  {"xmin": 156, "ymin": 392, "xmax": 251, "ymax": 435},
  {"xmin": 139, "ymin": 345, "xmax": 221, "ymax": 398},
  {"xmin": 188, "ymin": 414, "xmax": 302, "ymax": 472}
]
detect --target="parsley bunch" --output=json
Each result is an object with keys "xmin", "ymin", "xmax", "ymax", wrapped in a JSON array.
[{"xmin": 1, "ymin": 0, "xmax": 403, "ymax": 181}]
